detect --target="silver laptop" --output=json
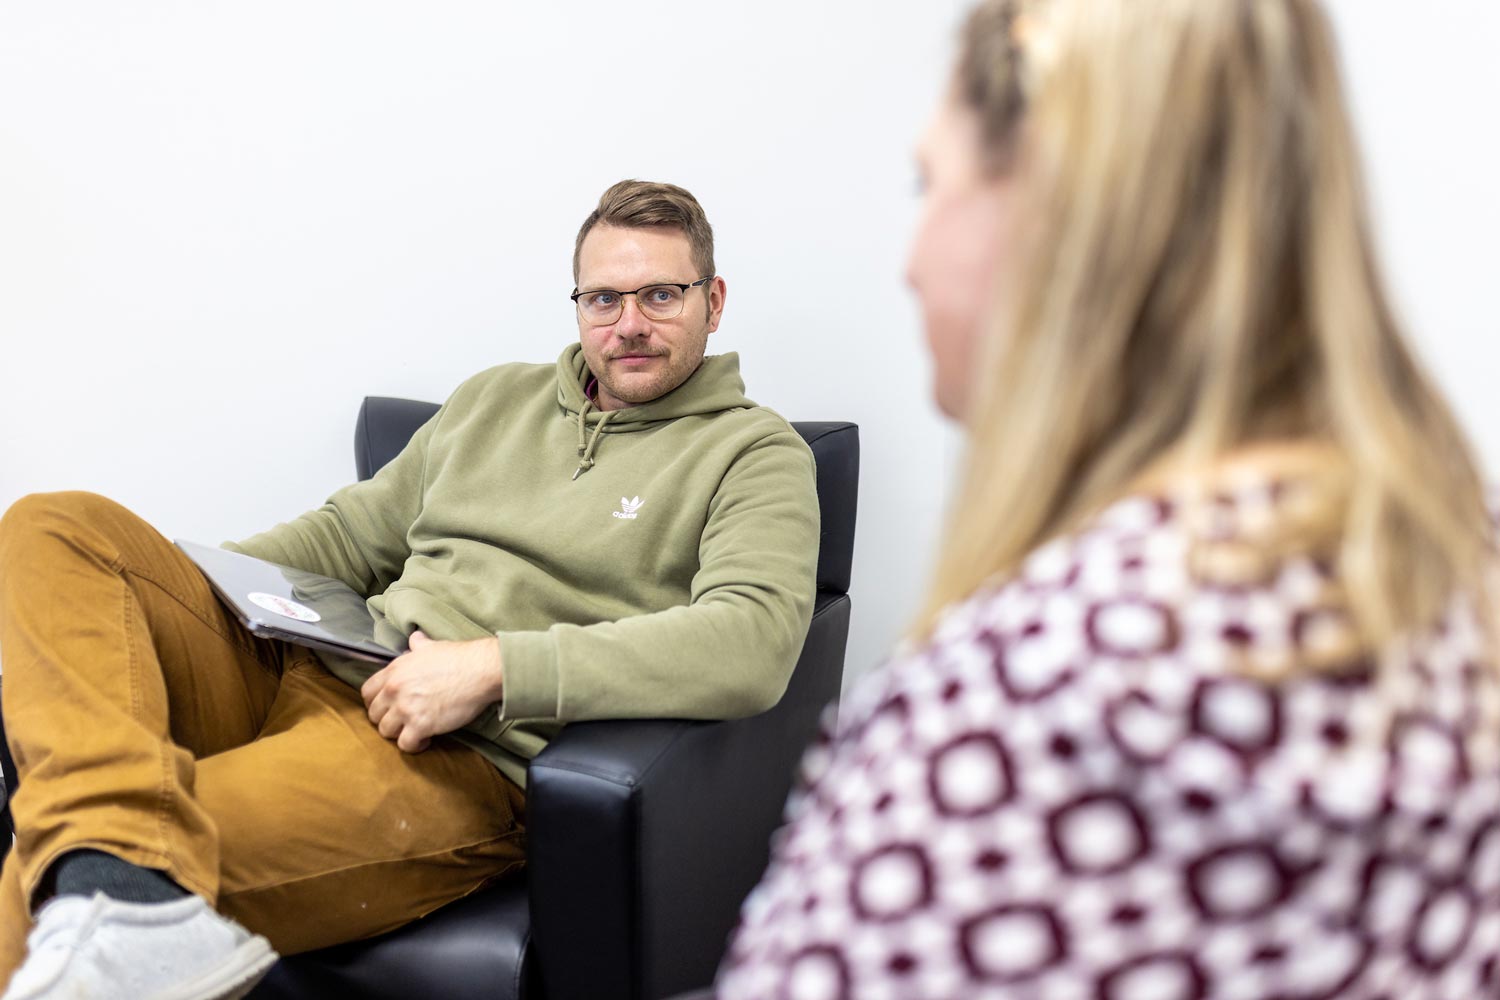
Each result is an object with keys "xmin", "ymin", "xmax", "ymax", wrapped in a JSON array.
[{"xmin": 176, "ymin": 540, "xmax": 406, "ymax": 663}]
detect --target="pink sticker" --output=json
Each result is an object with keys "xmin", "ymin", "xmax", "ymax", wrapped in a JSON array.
[{"xmin": 247, "ymin": 592, "xmax": 321, "ymax": 623}]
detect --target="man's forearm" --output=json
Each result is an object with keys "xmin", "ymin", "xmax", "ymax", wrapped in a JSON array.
[{"xmin": 497, "ymin": 586, "xmax": 813, "ymax": 724}]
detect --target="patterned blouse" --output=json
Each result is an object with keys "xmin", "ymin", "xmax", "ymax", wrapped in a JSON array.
[{"xmin": 715, "ymin": 483, "xmax": 1500, "ymax": 1000}]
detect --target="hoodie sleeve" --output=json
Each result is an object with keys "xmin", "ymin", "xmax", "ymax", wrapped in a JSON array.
[
  {"xmin": 496, "ymin": 426, "xmax": 820, "ymax": 723},
  {"xmin": 221, "ymin": 405, "xmax": 442, "ymax": 598}
]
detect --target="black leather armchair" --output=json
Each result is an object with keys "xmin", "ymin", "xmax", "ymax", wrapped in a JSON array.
[{"xmin": 0, "ymin": 396, "xmax": 860, "ymax": 1000}]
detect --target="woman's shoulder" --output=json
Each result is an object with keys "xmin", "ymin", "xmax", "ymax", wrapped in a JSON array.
[{"xmin": 847, "ymin": 479, "xmax": 1500, "ymax": 788}]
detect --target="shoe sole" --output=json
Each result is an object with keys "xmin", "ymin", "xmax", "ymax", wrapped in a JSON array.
[{"xmin": 150, "ymin": 934, "xmax": 279, "ymax": 1000}]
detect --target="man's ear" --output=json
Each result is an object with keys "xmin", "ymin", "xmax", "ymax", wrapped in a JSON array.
[{"xmin": 706, "ymin": 276, "xmax": 727, "ymax": 334}]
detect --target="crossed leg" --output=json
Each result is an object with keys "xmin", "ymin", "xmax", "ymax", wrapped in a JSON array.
[{"xmin": 0, "ymin": 492, "xmax": 522, "ymax": 987}]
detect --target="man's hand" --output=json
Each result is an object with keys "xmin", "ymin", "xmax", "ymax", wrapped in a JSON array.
[{"xmin": 361, "ymin": 630, "xmax": 505, "ymax": 753}]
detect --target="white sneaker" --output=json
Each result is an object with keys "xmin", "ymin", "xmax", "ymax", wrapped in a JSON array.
[{"xmin": 2, "ymin": 892, "xmax": 278, "ymax": 1000}]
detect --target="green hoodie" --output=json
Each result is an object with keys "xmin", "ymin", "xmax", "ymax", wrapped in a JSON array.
[{"xmin": 226, "ymin": 344, "xmax": 820, "ymax": 787}]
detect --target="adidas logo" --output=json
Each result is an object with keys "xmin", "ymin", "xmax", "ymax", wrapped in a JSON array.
[{"xmin": 612, "ymin": 496, "xmax": 645, "ymax": 520}]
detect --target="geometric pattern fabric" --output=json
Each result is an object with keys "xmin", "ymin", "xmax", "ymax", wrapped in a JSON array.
[{"xmin": 717, "ymin": 488, "xmax": 1500, "ymax": 999}]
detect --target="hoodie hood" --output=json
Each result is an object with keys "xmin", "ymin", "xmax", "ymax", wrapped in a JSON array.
[{"xmin": 555, "ymin": 343, "xmax": 753, "ymax": 478}]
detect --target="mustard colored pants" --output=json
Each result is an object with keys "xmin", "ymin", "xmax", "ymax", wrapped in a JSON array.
[{"xmin": 0, "ymin": 492, "xmax": 525, "ymax": 985}]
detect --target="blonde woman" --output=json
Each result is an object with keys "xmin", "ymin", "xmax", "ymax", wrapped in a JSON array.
[{"xmin": 715, "ymin": 0, "xmax": 1500, "ymax": 997}]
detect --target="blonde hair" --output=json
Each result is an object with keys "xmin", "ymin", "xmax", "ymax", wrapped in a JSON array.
[
  {"xmin": 920, "ymin": 0, "xmax": 1494, "ymax": 654},
  {"xmin": 573, "ymin": 179, "xmax": 715, "ymax": 284}
]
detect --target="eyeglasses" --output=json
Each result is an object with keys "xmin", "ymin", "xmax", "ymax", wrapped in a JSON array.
[{"xmin": 570, "ymin": 276, "xmax": 715, "ymax": 325}]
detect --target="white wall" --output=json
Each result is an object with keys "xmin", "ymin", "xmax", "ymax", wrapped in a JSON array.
[
  {"xmin": 1, "ymin": 2, "xmax": 1496, "ymax": 690},
  {"xmin": 1323, "ymin": 0, "xmax": 1500, "ymax": 477}
]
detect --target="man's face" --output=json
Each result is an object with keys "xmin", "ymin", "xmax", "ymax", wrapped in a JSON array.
[{"xmin": 575, "ymin": 225, "xmax": 726, "ymax": 411}]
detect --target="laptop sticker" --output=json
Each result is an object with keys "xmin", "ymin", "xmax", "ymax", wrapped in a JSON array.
[{"xmin": 247, "ymin": 592, "xmax": 322, "ymax": 623}]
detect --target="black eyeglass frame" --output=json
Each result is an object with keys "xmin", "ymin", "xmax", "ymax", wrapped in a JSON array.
[{"xmin": 569, "ymin": 276, "xmax": 716, "ymax": 319}]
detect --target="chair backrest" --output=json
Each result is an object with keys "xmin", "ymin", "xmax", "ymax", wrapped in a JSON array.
[{"xmin": 354, "ymin": 396, "xmax": 859, "ymax": 595}]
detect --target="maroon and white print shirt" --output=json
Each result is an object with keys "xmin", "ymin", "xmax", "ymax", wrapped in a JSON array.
[{"xmin": 716, "ymin": 485, "xmax": 1500, "ymax": 1000}]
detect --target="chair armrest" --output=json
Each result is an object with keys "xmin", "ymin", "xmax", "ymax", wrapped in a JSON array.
[{"xmin": 526, "ymin": 593, "xmax": 850, "ymax": 1000}]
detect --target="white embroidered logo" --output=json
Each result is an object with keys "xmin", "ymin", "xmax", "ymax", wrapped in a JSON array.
[{"xmin": 612, "ymin": 496, "xmax": 645, "ymax": 520}]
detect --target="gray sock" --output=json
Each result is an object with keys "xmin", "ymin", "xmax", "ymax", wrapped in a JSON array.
[{"xmin": 50, "ymin": 849, "xmax": 189, "ymax": 905}]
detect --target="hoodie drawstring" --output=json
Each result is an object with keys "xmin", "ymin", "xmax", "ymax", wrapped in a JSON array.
[
  {"xmin": 573, "ymin": 402, "xmax": 614, "ymax": 480},
  {"xmin": 575, "ymin": 398, "xmax": 592, "ymax": 456}
]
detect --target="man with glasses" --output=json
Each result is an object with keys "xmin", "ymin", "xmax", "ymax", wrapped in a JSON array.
[{"xmin": 0, "ymin": 179, "xmax": 819, "ymax": 999}]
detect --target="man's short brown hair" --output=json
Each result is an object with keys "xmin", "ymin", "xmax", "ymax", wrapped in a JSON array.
[{"xmin": 572, "ymin": 180, "xmax": 716, "ymax": 285}]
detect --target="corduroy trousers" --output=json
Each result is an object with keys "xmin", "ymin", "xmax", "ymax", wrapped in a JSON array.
[{"xmin": 0, "ymin": 492, "xmax": 525, "ymax": 987}]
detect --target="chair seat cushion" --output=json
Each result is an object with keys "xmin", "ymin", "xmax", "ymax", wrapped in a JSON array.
[{"xmin": 250, "ymin": 875, "xmax": 534, "ymax": 1000}]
